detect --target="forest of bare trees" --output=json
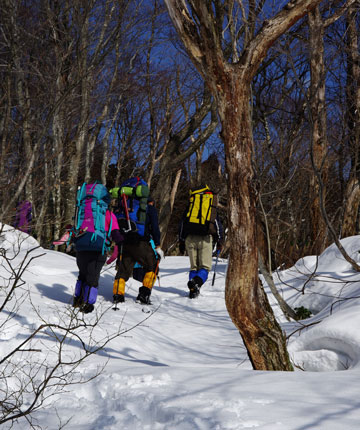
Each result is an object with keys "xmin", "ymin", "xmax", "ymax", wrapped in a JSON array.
[
  {"xmin": 1, "ymin": 0, "xmax": 359, "ymax": 264},
  {"xmin": 1, "ymin": 0, "xmax": 359, "ymax": 370}
]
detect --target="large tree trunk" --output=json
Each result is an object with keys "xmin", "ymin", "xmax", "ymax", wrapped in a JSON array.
[
  {"xmin": 308, "ymin": 6, "xmax": 328, "ymax": 255},
  {"xmin": 164, "ymin": 0, "xmax": 325, "ymax": 370},
  {"xmin": 218, "ymin": 77, "xmax": 291, "ymax": 369}
]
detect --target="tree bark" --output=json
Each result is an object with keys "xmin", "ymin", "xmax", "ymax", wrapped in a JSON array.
[
  {"xmin": 308, "ymin": 6, "xmax": 328, "ymax": 255},
  {"xmin": 342, "ymin": 177, "xmax": 360, "ymax": 237},
  {"xmin": 217, "ymin": 77, "xmax": 292, "ymax": 369}
]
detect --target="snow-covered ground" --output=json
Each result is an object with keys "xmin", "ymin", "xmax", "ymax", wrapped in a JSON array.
[{"xmin": 1, "ymin": 225, "xmax": 360, "ymax": 429}]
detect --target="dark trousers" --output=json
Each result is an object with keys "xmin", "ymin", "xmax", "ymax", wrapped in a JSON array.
[
  {"xmin": 115, "ymin": 241, "xmax": 157, "ymax": 282},
  {"xmin": 76, "ymin": 251, "xmax": 107, "ymax": 287}
]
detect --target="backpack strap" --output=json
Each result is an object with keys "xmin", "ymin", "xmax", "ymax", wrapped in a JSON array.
[
  {"xmin": 102, "ymin": 214, "xmax": 113, "ymax": 255},
  {"xmin": 75, "ymin": 183, "xmax": 87, "ymax": 230},
  {"xmin": 209, "ymin": 193, "xmax": 217, "ymax": 224},
  {"xmin": 91, "ymin": 198, "xmax": 102, "ymax": 242},
  {"xmin": 203, "ymin": 192, "xmax": 214, "ymax": 222},
  {"xmin": 199, "ymin": 193, "xmax": 203, "ymax": 222}
]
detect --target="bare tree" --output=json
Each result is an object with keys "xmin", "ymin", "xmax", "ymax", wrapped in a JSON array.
[
  {"xmin": 152, "ymin": 86, "xmax": 218, "ymax": 245},
  {"xmin": 250, "ymin": 1, "xmax": 359, "ymax": 268},
  {"xmin": 307, "ymin": 1, "xmax": 357, "ymax": 254},
  {"xmin": 342, "ymin": 1, "xmax": 360, "ymax": 237},
  {"xmin": 308, "ymin": 5, "xmax": 329, "ymax": 254},
  {"xmin": 0, "ymin": 0, "xmax": 44, "ymax": 218},
  {"xmin": 163, "ymin": 0, "xmax": 331, "ymax": 370}
]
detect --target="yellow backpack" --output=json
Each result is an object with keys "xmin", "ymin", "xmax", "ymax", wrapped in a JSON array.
[{"xmin": 185, "ymin": 185, "xmax": 217, "ymax": 235}]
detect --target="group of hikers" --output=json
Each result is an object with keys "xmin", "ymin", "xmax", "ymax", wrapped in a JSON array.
[{"xmin": 49, "ymin": 177, "xmax": 223, "ymax": 314}]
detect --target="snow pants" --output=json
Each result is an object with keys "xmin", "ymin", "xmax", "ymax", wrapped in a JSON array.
[
  {"xmin": 113, "ymin": 240, "xmax": 158, "ymax": 296},
  {"xmin": 76, "ymin": 251, "xmax": 107, "ymax": 287},
  {"xmin": 185, "ymin": 234, "xmax": 213, "ymax": 284},
  {"xmin": 75, "ymin": 251, "xmax": 107, "ymax": 305}
]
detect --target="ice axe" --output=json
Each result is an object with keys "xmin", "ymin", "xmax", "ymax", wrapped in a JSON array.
[{"xmin": 121, "ymin": 193, "xmax": 133, "ymax": 233}]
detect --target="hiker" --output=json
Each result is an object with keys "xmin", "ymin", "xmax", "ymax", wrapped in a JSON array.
[
  {"xmin": 13, "ymin": 200, "xmax": 32, "ymax": 234},
  {"xmin": 72, "ymin": 183, "xmax": 124, "ymax": 314},
  {"xmin": 112, "ymin": 178, "xmax": 163, "ymax": 305},
  {"xmin": 178, "ymin": 184, "xmax": 223, "ymax": 298}
]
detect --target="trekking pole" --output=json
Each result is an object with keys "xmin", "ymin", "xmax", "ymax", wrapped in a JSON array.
[
  {"xmin": 113, "ymin": 244, "xmax": 123, "ymax": 311},
  {"xmin": 155, "ymin": 258, "xmax": 160, "ymax": 288},
  {"xmin": 211, "ymin": 251, "xmax": 220, "ymax": 286}
]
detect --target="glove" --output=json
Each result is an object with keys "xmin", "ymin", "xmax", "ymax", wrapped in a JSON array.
[
  {"xmin": 106, "ymin": 245, "xmax": 119, "ymax": 265},
  {"xmin": 53, "ymin": 231, "xmax": 70, "ymax": 246},
  {"xmin": 216, "ymin": 242, "xmax": 223, "ymax": 255},
  {"xmin": 156, "ymin": 247, "xmax": 164, "ymax": 260},
  {"xmin": 179, "ymin": 241, "xmax": 186, "ymax": 255}
]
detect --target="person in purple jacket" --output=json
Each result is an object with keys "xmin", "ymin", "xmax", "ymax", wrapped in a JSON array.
[{"xmin": 14, "ymin": 200, "xmax": 32, "ymax": 234}]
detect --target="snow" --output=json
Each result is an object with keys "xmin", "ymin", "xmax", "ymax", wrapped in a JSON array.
[{"xmin": 2, "ymin": 224, "xmax": 360, "ymax": 429}]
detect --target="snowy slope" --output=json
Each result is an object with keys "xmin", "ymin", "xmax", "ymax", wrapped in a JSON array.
[{"xmin": 1, "ymin": 224, "xmax": 360, "ymax": 429}]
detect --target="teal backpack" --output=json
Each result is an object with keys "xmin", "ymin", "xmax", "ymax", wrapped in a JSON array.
[{"xmin": 71, "ymin": 183, "xmax": 112, "ymax": 254}]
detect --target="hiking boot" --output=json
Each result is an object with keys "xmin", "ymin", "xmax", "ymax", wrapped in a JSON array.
[
  {"xmin": 188, "ymin": 284, "xmax": 200, "ymax": 299},
  {"xmin": 113, "ymin": 294, "xmax": 125, "ymax": 304},
  {"xmin": 81, "ymin": 303, "xmax": 94, "ymax": 314},
  {"xmin": 136, "ymin": 286, "xmax": 151, "ymax": 304},
  {"xmin": 188, "ymin": 278, "xmax": 201, "ymax": 299},
  {"xmin": 72, "ymin": 296, "xmax": 83, "ymax": 308}
]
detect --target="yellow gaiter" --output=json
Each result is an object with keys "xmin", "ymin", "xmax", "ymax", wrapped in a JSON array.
[
  {"xmin": 113, "ymin": 278, "xmax": 125, "ymax": 295},
  {"xmin": 143, "ymin": 272, "xmax": 156, "ymax": 289}
]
